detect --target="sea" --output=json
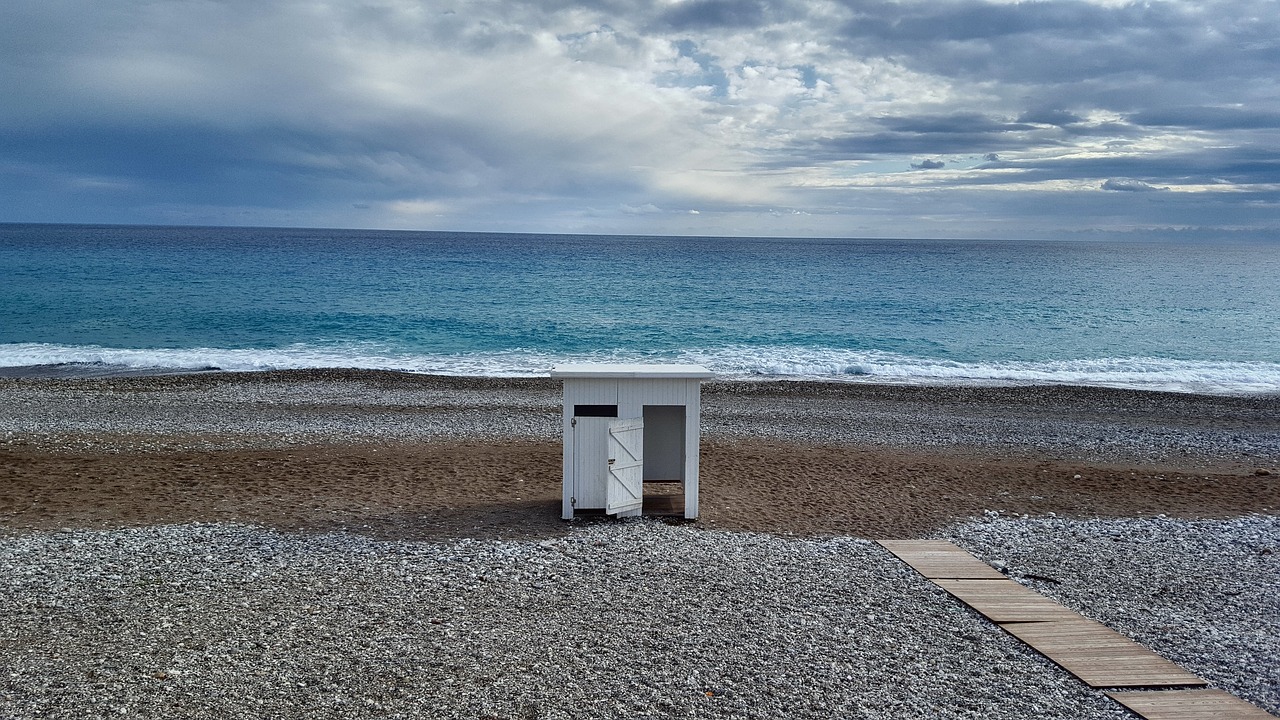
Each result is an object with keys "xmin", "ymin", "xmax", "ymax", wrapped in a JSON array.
[{"xmin": 2, "ymin": 223, "xmax": 1278, "ymax": 395}]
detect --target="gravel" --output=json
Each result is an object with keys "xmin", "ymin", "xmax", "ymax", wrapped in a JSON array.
[
  {"xmin": 0, "ymin": 372, "xmax": 564, "ymax": 452},
  {"xmin": 1, "ymin": 520, "xmax": 1141, "ymax": 720},
  {"xmin": 946, "ymin": 513, "xmax": 1280, "ymax": 715},
  {"xmin": 2, "ymin": 372, "xmax": 1277, "ymax": 468},
  {"xmin": 702, "ymin": 381, "xmax": 1280, "ymax": 467},
  {"xmin": 2, "ymin": 516, "xmax": 1277, "ymax": 719}
]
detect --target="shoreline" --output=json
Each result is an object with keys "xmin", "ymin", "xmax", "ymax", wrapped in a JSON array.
[{"xmin": 3, "ymin": 360, "xmax": 1279, "ymax": 396}]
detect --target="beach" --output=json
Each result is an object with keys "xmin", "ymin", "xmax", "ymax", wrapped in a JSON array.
[
  {"xmin": 2, "ymin": 370, "xmax": 1276, "ymax": 538},
  {"xmin": 1, "ymin": 371, "xmax": 1277, "ymax": 718}
]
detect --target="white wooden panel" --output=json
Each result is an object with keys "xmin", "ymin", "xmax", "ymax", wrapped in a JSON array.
[
  {"xmin": 563, "ymin": 378, "xmax": 619, "ymax": 407},
  {"xmin": 616, "ymin": 379, "xmax": 643, "ymax": 420},
  {"xmin": 606, "ymin": 418, "xmax": 644, "ymax": 515},
  {"xmin": 563, "ymin": 378, "xmax": 620, "ymax": 518},
  {"xmin": 572, "ymin": 416, "xmax": 611, "ymax": 510}
]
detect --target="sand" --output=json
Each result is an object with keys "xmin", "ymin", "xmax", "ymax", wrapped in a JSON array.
[{"xmin": 2, "ymin": 371, "xmax": 1276, "ymax": 540}]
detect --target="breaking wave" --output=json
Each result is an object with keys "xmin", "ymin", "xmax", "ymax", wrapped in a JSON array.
[{"xmin": 2, "ymin": 342, "xmax": 1278, "ymax": 395}]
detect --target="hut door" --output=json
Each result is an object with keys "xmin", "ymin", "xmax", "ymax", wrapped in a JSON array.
[{"xmin": 605, "ymin": 418, "xmax": 644, "ymax": 514}]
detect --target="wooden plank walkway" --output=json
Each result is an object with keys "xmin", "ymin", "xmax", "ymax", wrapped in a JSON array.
[
  {"xmin": 1000, "ymin": 617, "xmax": 1206, "ymax": 688},
  {"xmin": 878, "ymin": 539, "xmax": 1275, "ymax": 719},
  {"xmin": 876, "ymin": 539, "xmax": 1007, "ymax": 579},
  {"xmin": 1106, "ymin": 690, "xmax": 1277, "ymax": 719},
  {"xmin": 932, "ymin": 578, "xmax": 1083, "ymax": 622}
]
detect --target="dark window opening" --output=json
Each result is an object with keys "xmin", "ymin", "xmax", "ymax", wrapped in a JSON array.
[{"xmin": 573, "ymin": 404, "xmax": 618, "ymax": 417}]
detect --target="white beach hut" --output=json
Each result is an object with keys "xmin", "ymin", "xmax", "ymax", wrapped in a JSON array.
[{"xmin": 551, "ymin": 364, "xmax": 714, "ymax": 520}]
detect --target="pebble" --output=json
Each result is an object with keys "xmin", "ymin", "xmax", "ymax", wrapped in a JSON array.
[
  {"xmin": 0, "ymin": 516, "xmax": 1275, "ymax": 718},
  {"xmin": 0, "ymin": 520, "xmax": 1140, "ymax": 719},
  {"xmin": 946, "ymin": 514, "xmax": 1279, "ymax": 715},
  {"xmin": 0, "ymin": 373, "xmax": 1276, "ymax": 466}
]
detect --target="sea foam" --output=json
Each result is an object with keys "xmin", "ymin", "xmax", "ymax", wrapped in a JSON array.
[{"xmin": 3, "ymin": 342, "xmax": 1277, "ymax": 395}]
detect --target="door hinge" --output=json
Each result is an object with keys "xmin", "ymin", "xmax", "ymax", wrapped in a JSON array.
[
  {"xmin": 570, "ymin": 417, "xmax": 576, "ymax": 428},
  {"xmin": 570, "ymin": 496, "xmax": 576, "ymax": 507}
]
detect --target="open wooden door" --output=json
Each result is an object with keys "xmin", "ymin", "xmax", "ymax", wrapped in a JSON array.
[{"xmin": 606, "ymin": 417, "xmax": 644, "ymax": 515}]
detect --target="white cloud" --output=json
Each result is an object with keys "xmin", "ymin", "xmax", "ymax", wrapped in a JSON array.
[
  {"xmin": 1101, "ymin": 178, "xmax": 1166, "ymax": 192},
  {"xmin": 385, "ymin": 198, "xmax": 453, "ymax": 217}
]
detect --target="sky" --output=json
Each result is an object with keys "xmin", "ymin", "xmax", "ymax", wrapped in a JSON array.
[{"xmin": 2, "ymin": 0, "xmax": 1278, "ymax": 239}]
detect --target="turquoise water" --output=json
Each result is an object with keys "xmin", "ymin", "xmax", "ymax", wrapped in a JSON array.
[{"xmin": 2, "ymin": 223, "xmax": 1278, "ymax": 393}]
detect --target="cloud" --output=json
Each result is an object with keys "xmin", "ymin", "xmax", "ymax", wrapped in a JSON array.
[
  {"xmin": 880, "ymin": 113, "xmax": 1032, "ymax": 135},
  {"xmin": 1018, "ymin": 108, "xmax": 1085, "ymax": 127},
  {"xmin": 655, "ymin": 0, "xmax": 777, "ymax": 31},
  {"xmin": 0, "ymin": 0, "xmax": 1276, "ymax": 238},
  {"xmin": 1101, "ymin": 178, "xmax": 1166, "ymax": 192},
  {"xmin": 1130, "ymin": 106, "xmax": 1280, "ymax": 131}
]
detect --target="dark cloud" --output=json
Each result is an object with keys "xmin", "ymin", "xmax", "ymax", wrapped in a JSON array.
[
  {"xmin": 835, "ymin": 0, "xmax": 1280, "ymax": 116},
  {"xmin": 796, "ymin": 112, "xmax": 1056, "ymax": 162},
  {"xmin": 1072, "ymin": 146, "xmax": 1280, "ymax": 187},
  {"xmin": 1017, "ymin": 108, "xmax": 1084, "ymax": 127},
  {"xmin": 876, "ymin": 113, "xmax": 1035, "ymax": 135},
  {"xmin": 807, "ymin": 132, "xmax": 1009, "ymax": 159},
  {"xmin": 911, "ymin": 159, "xmax": 946, "ymax": 170},
  {"xmin": 1130, "ymin": 106, "xmax": 1280, "ymax": 130},
  {"xmin": 839, "ymin": 0, "xmax": 1117, "ymax": 43},
  {"xmin": 655, "ymin": 0, "xmax": 773, "ymax": 30}
]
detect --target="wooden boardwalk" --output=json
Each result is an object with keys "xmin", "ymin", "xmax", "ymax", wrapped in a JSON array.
[
  {"xmin": 931, "ymin": 578, "xmax": 1082, "ymax": 622},
  {"xmin": 1001, "ymin": 617, "xmax": 1205, "ymax": 688},
  {"xmin": 877, "ymin": 539, "xmax": 1275, "ymax": 719},
  {"xmin": 876, "ymin": 539, "xmax": 1007, "ymax": 579},
  {"xmin": 1106, "ymin": 690, "xmax": 1278, "ymax": 719}
]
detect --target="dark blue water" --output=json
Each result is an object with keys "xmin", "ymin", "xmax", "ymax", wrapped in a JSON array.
[{"xmin": 2, "ymin": 223, "xmax": 1278, "ymax": 393}]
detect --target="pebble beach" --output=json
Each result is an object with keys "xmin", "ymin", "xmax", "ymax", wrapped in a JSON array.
[{"xmin": 1, "ymin": 370, "xmax": 1277, "ymax": 718}]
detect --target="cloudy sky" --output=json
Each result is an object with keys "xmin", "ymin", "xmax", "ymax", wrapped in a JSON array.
[{"xmin": 2, "ymin": 0, "xmax": 1278, "ymax": 238}]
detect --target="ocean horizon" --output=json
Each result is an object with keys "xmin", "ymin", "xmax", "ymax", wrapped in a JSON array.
[{"xmin": 3, "ymin": 223, "xmax": 1278, "ymax": 395}]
